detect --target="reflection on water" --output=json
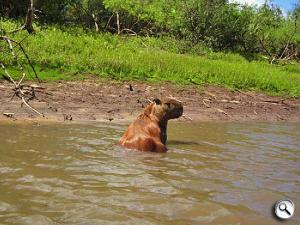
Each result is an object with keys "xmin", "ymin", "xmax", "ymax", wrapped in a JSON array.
[{"xmin": 0, "ymin": 121, "xmax": 299, "ymax": 225}]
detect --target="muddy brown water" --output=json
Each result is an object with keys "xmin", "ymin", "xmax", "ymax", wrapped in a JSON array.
[{"xmin": 0, "ymin": 121, "xmax": 299, "ymax": 225}]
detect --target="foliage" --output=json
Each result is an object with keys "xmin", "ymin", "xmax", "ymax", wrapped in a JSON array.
[
  {"xmin": 1, "ymin": 22, "xmax": 299, "ymax": 97},
  {"xmin": 1, "ymin": 1, "xmax": 299, "ymax": 98},
  {"xmin": 1, "ymin": 0, "xmax": 299, "ymax": 59}
]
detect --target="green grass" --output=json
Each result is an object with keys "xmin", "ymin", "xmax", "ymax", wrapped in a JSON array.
[{"xmin": 1, "ymin": 21, "xmax": 300, "ymax": 97}]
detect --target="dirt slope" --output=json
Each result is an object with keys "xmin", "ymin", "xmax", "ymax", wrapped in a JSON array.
[{"xmin": 1, "ymin": 80, "xmax": 299, "ymax": 123}]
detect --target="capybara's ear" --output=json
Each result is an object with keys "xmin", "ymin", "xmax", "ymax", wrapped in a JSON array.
[{"xmin": 153, "ymin": 98, "xmax": 161, "ymax": 105}]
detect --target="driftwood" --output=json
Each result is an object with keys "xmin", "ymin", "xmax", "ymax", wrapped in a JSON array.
[
  {"xmin": 3, "ymin": 112, "xmax": 15, "ymax": 118},
  {"xmin": 0, "ymin": 0, "xmax": 43, "ymax": 117}
]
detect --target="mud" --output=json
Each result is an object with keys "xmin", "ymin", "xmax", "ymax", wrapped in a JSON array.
[{"xmin": 0, "ymin": 80, "xmax": 299, "ymax": 123}]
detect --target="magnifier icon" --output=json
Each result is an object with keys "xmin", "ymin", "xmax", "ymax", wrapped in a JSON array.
[
  {"xmin": 274, "ymin": 199, "xmax": 295, "ymax": 220},
  {"xmin": 279, "ymin": 202, "xmax": 291, "ymax": 215}
]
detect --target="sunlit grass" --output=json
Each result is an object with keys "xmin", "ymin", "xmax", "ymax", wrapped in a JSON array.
[{"xmin": 1, "ymin": 21, "xmax": 300, "ymax": 97}]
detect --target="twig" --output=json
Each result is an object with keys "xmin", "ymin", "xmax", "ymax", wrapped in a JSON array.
[
  {"xmin": 216, "ymin": 108, "xmax": 231, "ymax": 117},
  {"xmin": 182, "ymin": 113, "xmax": 193, "ymax": 121},
  {"xmin": 276, "ymin": 113, "xmax": 284, "ymax": 120},
  {"xmin": 204, "ymin": 91, "xmax": 216, "ymax": 99},
  {"xmin": 219, "ymin": 99, "xmax": 240, "ymax": 104},
  {"xmin": 202, "ymin": 99, "xmax": 211, "ymax": 108}
]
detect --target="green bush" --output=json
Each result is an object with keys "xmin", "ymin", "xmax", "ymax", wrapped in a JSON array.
[{"xmin": 1, "ymin": 22, "xmax": 299, "ymax": 97}]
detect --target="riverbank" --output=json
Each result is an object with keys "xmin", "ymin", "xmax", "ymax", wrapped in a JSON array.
[{"xmin": 1, "ymin": 80, "xmax": 299, "ymax": 123}]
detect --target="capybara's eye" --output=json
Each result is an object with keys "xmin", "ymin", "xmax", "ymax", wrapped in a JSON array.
[
  {"xmin": 153, "ymin": 98, "xmax": 161, "ymax": 105},
  {"xmin": 165, "ymin": 103, "xmax": 171, "ymax": 107}
]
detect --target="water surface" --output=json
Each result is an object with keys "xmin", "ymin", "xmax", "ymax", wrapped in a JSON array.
[{"xmin": 0, "ymin": 121, "xmax": 299, "ymax": 225}]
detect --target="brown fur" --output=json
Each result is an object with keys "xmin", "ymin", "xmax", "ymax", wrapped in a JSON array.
[{"xmin": 119, "ymin": 98, "xmax": 183, "ymax": 152}]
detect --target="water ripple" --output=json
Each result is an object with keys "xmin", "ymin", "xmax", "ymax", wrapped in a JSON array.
[{"xmin": 0, "ymin": 122, "xmax": 299, "ymax": 225}]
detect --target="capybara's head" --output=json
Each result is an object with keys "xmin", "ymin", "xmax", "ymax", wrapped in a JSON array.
[{"xmin": 145, "ymin": 98, "xmax": 183, "ymax": 121}]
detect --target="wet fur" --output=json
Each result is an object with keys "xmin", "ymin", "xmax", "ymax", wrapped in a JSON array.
[{"xmin": 119, "ymin": 98, "xmax": 183, "ymax": 152}]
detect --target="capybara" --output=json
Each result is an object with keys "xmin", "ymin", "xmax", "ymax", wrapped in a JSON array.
[{"xmin": 119, "ymin": 98, "xmax": 183, "ymax": 152}]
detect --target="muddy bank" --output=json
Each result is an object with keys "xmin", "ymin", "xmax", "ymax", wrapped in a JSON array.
[{"xmin": 0, "ymin": 80, "xmax": 299, "ymax": 123}]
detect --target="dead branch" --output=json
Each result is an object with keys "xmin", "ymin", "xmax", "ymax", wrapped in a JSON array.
[
  {"xmin": 105, "ymin": 13, "xmax": 115, "ymax": 30},
  {"xmin": 3, "ymin": 112, "xmax": 15, "ymax": 118},
  {"xmin": 21, "ymin": 96, "xmax": 43, "ymax": 116},
  {"xmin": 5, "ymin": 37, "xmax": 26, "ymax": 86},
  {"xmin": 24, "ymin": 0, "xmax": 35, "ymax": 33},
  {"xmin": 1, "ymin": 62, "xmax": 44, "ymax": 116},
  {"xmin": 0, "ymin": 0, "xmax": 44, "ymax": 117},
  {"xmin": 182, "ymin": 113, "xmax": 193, "ymax": 121},
  {"xmin": 279, "ymin": 42, "xmax": 291, "ymax": 60},
  {"xmin": 276, "ymin": 113, "xmax": 284, "ymax": 120},
  {"xmin": 256, "ymin": 101, "xmax": 279, "ymax": 105},
  {"xmin": 202, "ymin": 99, "xmax": 211, "ymax": 108},
  {"xmin": 204, "ymin": 91, "xmax": 217, "ymax": 99},
  {"xmin": 277, "ymin": 14, "xmax": 298, "ymax": 62},
  {"xmin": 0, "ymin": 37, "xmax": 43, "ymax": 116},
  {"xmin": 261, "ymin": 13, "xmax": 299, "ymax": 64},
  {"xmin": 219, "ymin": 99, "xmax": 240, "ymax": 104},
  {"xmin": 0, "ymin": 62, "xmax": 18, "ymax": 86},
  {"xmin": 116, "ymin": 12, "xmax": 120, "ymax": 35},
  {"xmin": 0, "ymin": 36, "xmax": 40, "ymax": 82},
  {"xmin": 216, "ymin": 108, "xmax": 231, "ymax": 117},
  {"xmin": 10, "ymin": 0, "xmax": 35, "ymax": 34},
  {"xmin": 91, "ymin": 13, "xmax": 99, "ymax": 32},
  {"xmin": 258, "ymin": 36, "xmax": 274, "ymax": 63},
  {"xmin": 120, "ymin": 28, "xmax": 137, "ymax": 36}
]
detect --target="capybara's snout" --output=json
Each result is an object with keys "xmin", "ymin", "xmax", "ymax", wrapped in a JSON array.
[{"xmin": 165, "ymin": 99, "xmax": 183, "ymax": 120}]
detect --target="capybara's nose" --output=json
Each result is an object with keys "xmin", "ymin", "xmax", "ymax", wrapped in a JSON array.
[{"xmin": 173, "ymin": 105, "xmax": 183, "ymax": 118}]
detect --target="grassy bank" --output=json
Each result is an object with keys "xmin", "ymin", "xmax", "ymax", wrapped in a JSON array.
[{"xmin": 1, "ymin": 21, "xmax": 300, "ymax": 97}]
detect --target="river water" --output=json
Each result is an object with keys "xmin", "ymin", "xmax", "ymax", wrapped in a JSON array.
[{"xmin": 0, "ymin": 121, "xmax": 299, "ymax": 225}]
